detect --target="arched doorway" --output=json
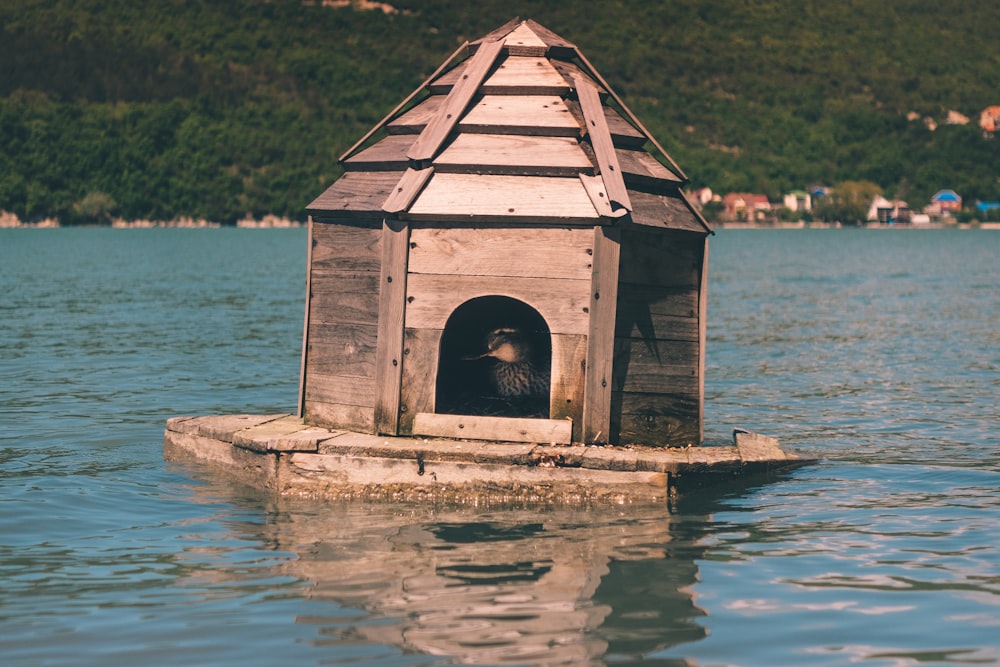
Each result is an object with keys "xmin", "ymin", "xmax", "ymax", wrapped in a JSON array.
[{"xmin": 436, "ymin": 296, "xmax": 551, "ymax": 419}]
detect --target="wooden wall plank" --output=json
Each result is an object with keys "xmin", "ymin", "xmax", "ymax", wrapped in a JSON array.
[
  {"xmin": 583, "ymin": 226, "xmax": 621, "ymax": 444},
  {"xmin": 304, "ymin": 372, "xmax": 377, "ymax": 407},
  {"xmin": 303, "ymin": 400, "xmax": 375, "ymax": 433},
  {"xmin": 434, "ymin": 134, "xmax": 592, "ymax": 176},
  {"xmin": 398, "ymin": 327, "xmax": 440, "ymax": 435},
  {"xmin": 550, "ymin": 333, "xmax": 587, "ymax": 441},
  {"xmin": 306, "ymin": 322, "xmax": 378, "ymax": 377},
  {"xmin": 404, "ymin": 273, "xmax": 591, "ymax": 335},
  {"xmin": 308, "ymin": 273, "xmax": 380, "ymax": 325},
  {"xmin": 310, "ymin": 223, "xmax": 382, "ymax": 274},
  {"xmin": 575, "ymin": 75, "xmax": 631, "ymax": 211},
  {"xmin": 374, "ymin": 220, "xmax": 410, "ymax": 435},
  {"xmin": 408, "ymin": 38, "xmax": 505, "ymax": 162},
  {"xmin": 617, "ymin": 229, "xmax": 701, "ymax": 287},
  {"xmin": 408, "ymin": 226, "xmax": 594, "ymax": 280},
  {"xmin": 407, "ymin": 173, "xmax": 599, "ymax": 222}
]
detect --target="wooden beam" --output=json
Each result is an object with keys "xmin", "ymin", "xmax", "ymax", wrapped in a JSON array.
[
  {"xmin": 407, "ymin": 38, "xmax": 506, "ymax": 163},
  {"xmin": 412, "ymin": 412, "xmax": 573, "ymax": 444},
  {"xmin": 373, "ymin": 219, "xmax": 411, "ymax": 435},
  {"xmin": 573, "ymin": 47, "xmax": 688, "ymax": 182},
  {"xmin": 338, "ymin": 41, "xmax": 470, "ymax": 163},
  {"xmin": 382, "ymin": 166, "xmax": 434, "ymax": 214},
  {"xmin": 574, "ymin": 75, "xmax": 632, "ymax": 212},
  {"xmin": 698, "ymin": 236, "xmax": 709, "ymax": 443},
  {"xmin": 582, "ymin": 225, "xmax": 621, "ymax": 444},
  {"xmin": 580, "ymin": 174, "xmax": 627, "ymax": 219},
  {"xmin": 298, "ymin": 217, "xmax": 315, "ymax": 419}
]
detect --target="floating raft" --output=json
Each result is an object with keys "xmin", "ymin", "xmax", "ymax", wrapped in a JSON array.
[{"xmin": 163, "ymin": 414, "xmax": 814, "ymax": 503}]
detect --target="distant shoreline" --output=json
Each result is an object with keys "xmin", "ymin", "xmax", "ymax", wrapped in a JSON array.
[{"xmin": 0, "ymin": 212, "xmax": 305, "ymax": 229}]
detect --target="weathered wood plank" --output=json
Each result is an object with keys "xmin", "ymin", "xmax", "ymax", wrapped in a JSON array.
[
  {"xmin": 306, "ymin": 322, "xmax": 378, "ymax": 378},
  {"xmin": 617, "ymin": 229, "xmax": 701, "ymax": 287},
  {"xmin": 434, "ymin": 134, "xmax": 592, "ymax": 176},
  {"xmin": 388, "ymin": 95, "xmax": 444, "ymax": 134},
  {"xmin": 565, "ymin": 99, "xmax": 645, "ymax": 148},
  {"xmin": 617, "ymin": 148, "xmax": 684, "ymax": 189},
  {"xmin": 310, "ymin": 223, "xmax": 382, "ymax": 274},
  {"xmin": 412, "ymin": 412, "xmax": 573, "ymax": 444},
  {"xmin": 306, "ymin": 172, "xmax": 402, "ymax": 216},
  {"xmin": 697, "ymin": 236, "xmax": 709, "ymax": 443},
  {"xmin": 617, "ymin": 283, "xmax": 699, "ymax": 318},
  {"xmin": 399, "ymin": 327, "xmax": 440, "ymax": 435},
  {"xmin": 628, "ymin": 189, "xmax": 712, "ymax": 233},
  {"xmin": 459, "ymin": 95, "xmax": 582, "ymax": 136},
  {"xmin": 502, "ymin": 22, "xmax": 549, "ymax": 57},
  {"xmin": 408, "ymin": 38, "xmax": 506, "ymax": 162},
  {"xmin": 407, "ymin": 226, "xmax": 594, "ymax": 280},
  {"xmin": 304, "ymin": 372, "xmax": 377, "ymax": 407},
  {"xmin": 431, "ymin": 56, "xmax": 571, "ymax": 95},
  {"xmin": 583, "ymin": 226, "xmax": 621, "ymax": 444},
  {"xmin": 383, "ymin": 167, "xmax": 434, "ymax": 214},
  {"xmin": 615, "ymin": 310, "xmax": 701, "ymax": 343},
  {"xmin": 308, "ymin": 274, "xmax": 380, "ymax": 325},
  {"xmin": 343, "ymin": 135, "xmax": 415, "ymax": 171},
  {"xmin": 551, "ymin": 60, "xmax": 605, "ymax": 94},
  {"xmin": 404, "ymin": 273, "xmax": 591, "ymax": 335},
  {"xmin": 615, "ymin": 407, "xmax": 700, "ymax": 447},
  {"xmin": 550, "ymin": 333, "xmax": 586, "ymax": 441},
  {"xmin": 298, "ymin": 219, "xmax": 315, "ymax": 418},
  {"xmin": 575, "ymin": 75, "xmax": 631, "ymax": 211},
  {"xmin": 407, "ymin": 173, "xmax": 599, "ymax": 222},
  {"xmin": 303, "ymin": 400, "xmax": 375, "ymax": 434},
  {"xmin": 374, "ymin": 220, "xmax": 410, "ymax": 434},
  {"xmin": 580, "ymin": 174, "xmax": 623, "ymax": 218}
]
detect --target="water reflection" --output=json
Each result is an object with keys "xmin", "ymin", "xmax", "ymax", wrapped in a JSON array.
[{"xmin": 175, "ymin": 470, "xmax": 748, "ymax": 666}]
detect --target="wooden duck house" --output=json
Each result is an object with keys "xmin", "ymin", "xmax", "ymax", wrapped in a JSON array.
[{"xmin": 301, "ymin": 19, "xmax": 713, "ymax": 448}]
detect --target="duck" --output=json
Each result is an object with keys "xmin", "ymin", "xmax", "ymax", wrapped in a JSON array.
[{"xmin": 467, "ymin": 327, "xmax": 550, "ymax": 399}]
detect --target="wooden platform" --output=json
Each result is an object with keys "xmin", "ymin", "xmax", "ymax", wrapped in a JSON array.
[{"xmin": 163, "ymin": 414, "xmax": 814, "ymax": 503}]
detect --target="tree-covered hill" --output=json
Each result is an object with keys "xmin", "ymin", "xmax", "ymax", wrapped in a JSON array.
[{"xmin": 2, "ymin": 0, "xmax": 998, "ymax": 224}]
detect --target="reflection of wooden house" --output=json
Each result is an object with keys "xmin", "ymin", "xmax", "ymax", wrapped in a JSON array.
[{"xmin": 301, "ymin": 19, "xmax": 712, "ymax": 447}]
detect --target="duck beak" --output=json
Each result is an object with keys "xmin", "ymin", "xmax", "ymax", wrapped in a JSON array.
[{"xmin": 462, "ymin": 351, "xmax": 492, "ymax": 361}]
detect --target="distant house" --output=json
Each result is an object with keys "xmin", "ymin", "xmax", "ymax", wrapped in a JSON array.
[
  {"xmin": 867, "ymin": 195, "xmax": 911, "ymax": 224},
  {"xmin": 783, "ymin": 190, "xmax": 812, "ymax": 212},
  {"xmin": 929, "ymin": 189, "xmax": 962, "ymax": 216},
  {"xmin": 722, "ymin": 192, "xmax": 771, "ymax": 221},
  {"xmin": 975, "ymin": 201, "xmax": 1000, "ymax": 217},
  {"xmin": 691, "ymin": 187, "xmax": 715, "ymax": 206}
]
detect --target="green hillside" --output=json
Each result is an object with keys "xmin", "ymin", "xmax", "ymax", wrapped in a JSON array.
[{"xmin": 2, "ymin": 0, "xmax": 998, "ymax": 224}]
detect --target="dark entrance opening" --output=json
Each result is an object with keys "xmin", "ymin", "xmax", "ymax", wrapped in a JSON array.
[{"xmin": 436, "ymin": 296, "xmax": 551, "ymax": 418}]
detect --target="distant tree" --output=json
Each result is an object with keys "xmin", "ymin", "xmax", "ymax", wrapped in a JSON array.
[
  {"xmin": 700, "ymin": 200, "xmax": 724, "ymax": 222},
  {"xmin": 814, "ymin": 181, "xmax": 882, "ymax": 225}
]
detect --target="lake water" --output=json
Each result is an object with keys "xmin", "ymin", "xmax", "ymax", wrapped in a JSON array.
[{"xmin": 1, "ymin": 227, "xmax": 998, "ymax": 666}]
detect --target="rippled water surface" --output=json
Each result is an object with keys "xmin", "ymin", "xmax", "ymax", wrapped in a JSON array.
[{"xmin": 1, "ymin": 228, "xmax": 997, "ymax": 666}]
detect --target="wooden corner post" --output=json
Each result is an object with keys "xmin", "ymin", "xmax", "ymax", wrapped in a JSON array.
[
  {"xmin": 374, "ymin": 218, "xmax": 410, "ymax": 435},
  {"xmin": 582, "ymin": 225, "xmax": 621, "ymax": 444}
]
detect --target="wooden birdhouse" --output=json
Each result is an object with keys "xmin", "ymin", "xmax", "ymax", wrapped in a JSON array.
[{"xmin": 300, "ymin": 19, "xmax": 712, "ymax": 448}]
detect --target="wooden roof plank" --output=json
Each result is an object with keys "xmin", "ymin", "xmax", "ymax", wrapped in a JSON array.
[
  {"xmin": 575, "ymin": 74, "xmax": 632, "ymax": 212},
  {"xmin": 435, "ymin": 134, "xmax": 593, "ymax": 176},
  {"xmin": 617, "ymin": 148, "xmax": 685, "ymax": 188},
  {"xmin": 343, "ymin": 134, "xmax": 416, "ymax": 171},
  {"xmin": 628, "ymin": 189, "xmax": 713, "ymax": 234},
  {"xmin": 382, "ymin": 167, "xmax": 435, "ymax": 214},
  {"xmin": 408, "ymin": 38, "xmax": 506, "ymax": 163},
  {"xmin": 431, "ymin": 56, "xmax": 571, "ymax": 95},
  {"xmin": 407, "ymin": 173, "xmax": 599, "ymax": 221},
  {"xmin": 460, "ymin": 95, "xmax": 581, "ymax": 136},
  {"xmin": 306, "ymin": 171, "xmax": 401, "ymax": 216}
]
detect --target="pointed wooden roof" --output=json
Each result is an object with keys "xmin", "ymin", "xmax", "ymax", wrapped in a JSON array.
[{"xmin": 307, "ymin": 19, "xmax": 711, "ymax": 234}]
